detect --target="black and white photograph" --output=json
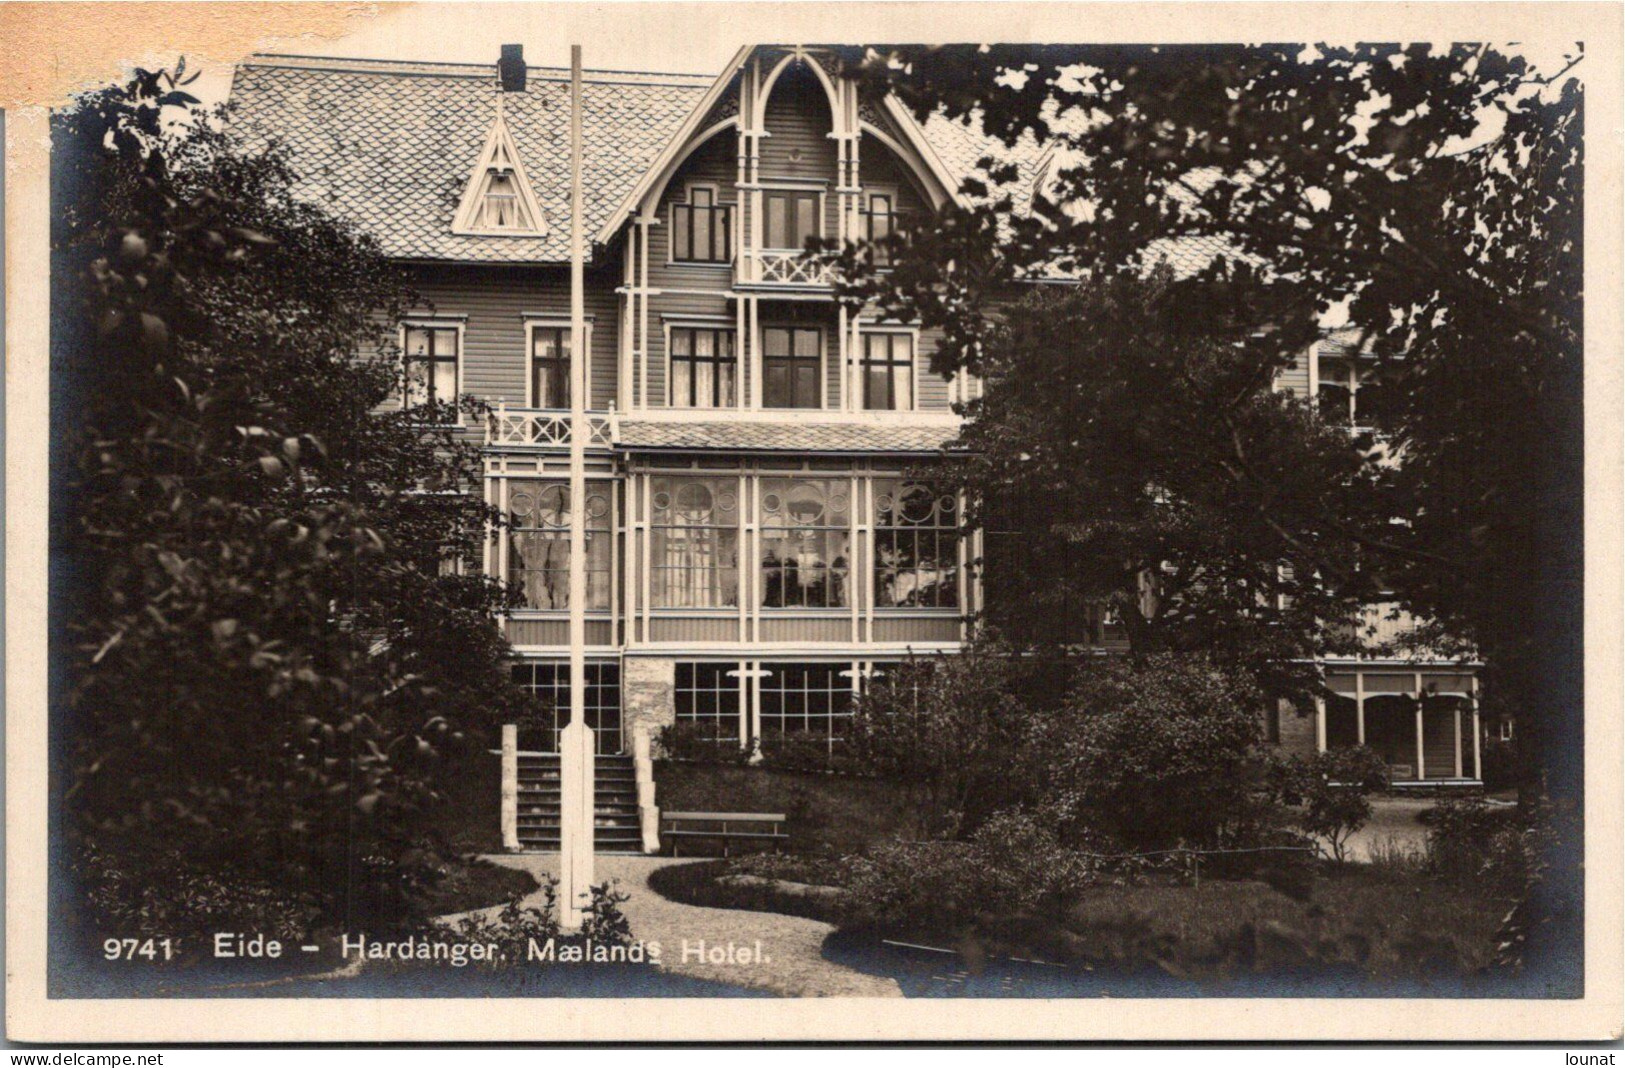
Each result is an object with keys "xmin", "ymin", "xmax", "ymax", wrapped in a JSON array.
[{"xmin": 2, "ymin": 0, "xmax": 1620, "ymax": 1045}]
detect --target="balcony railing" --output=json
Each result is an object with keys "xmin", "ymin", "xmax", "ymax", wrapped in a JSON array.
[
  {"xmin": 750, "ymin": 250, "xmax": 835, "ymax": 287},
  {"xmin": 486, "ymin": 404, "xmax": 616, "ymax": 449}
]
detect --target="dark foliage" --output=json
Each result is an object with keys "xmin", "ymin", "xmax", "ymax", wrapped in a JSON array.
[
  {"xmin": 1029, "ymin": 653, "xmax": 1270, "ymax": 850},
  {"xmin": 51, "ymin": 66, "xmax": 539, "ymax": 935},
  {"xmin": 1269, "ymin": 747, "xmax": 1391, "ymax": 862}
]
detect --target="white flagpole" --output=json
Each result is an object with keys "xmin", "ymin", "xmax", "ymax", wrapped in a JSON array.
[{"xmin": 560, "ymin": 42, "xmax": 594, "ymax": 929}]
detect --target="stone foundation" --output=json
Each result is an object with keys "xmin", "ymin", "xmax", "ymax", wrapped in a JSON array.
[{"xmin": 623, "ymin": 656, "xmax": 676, "ymax": 750}]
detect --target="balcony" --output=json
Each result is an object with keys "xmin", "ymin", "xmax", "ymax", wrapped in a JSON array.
[
  {"xmin": 486, "ymin": 404, "xmax": 616, "ymax": 450},
  {"xmin": 739, "ymin": 250, "xmax": 835, "ymax": 290}
]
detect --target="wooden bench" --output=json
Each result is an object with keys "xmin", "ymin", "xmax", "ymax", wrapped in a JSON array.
[{"xmin": 661, "ymin": 811, "xmax": 788, "ymax": 857}]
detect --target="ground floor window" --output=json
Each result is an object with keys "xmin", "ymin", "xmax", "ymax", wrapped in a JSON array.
[
  {"xmin": 672, "ymin": 659, "xmax": 869, "ymax": 761},
  {"xmin": 760, "ymin": 478, "xmax": 852, "ymax": 608},
  {"xmin": 512, "ymin": 660, "xmax": 622, "ymax": 754},
  {"xmin": 674, "ymin": 661, "xmax": 741, "ymax": 743},
  {"xmin": 507, "ymin": 482, "xmax": 613, "ymax": 610},
  {"xmin": 757, "ymin": 662, "xmax": 854, "ymax": 758}
]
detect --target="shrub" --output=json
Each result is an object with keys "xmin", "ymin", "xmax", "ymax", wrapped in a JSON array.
[
  {"xmin": 77, "ymin": 844, "xmax": 317, "ymax": 945},
  {"xmin": 1426, "ymin": 799, "xmax": 1534, "ymax": 896},
  {"xmin": 755, "ymin": 732, "xmax": 861, "ymax": 775},
  {"xmin": 1031, "ymin": 654, "xmax": 1269, "ymax": 850},
  {"xmin": 451, "ymin": 882, "xmax": 561, "ymax": 965},
  {"xmin": 847, "ymin": 643, "xmax": 1030, "ymax": 839},
  {"xmin": 655, "ymin": 721, "xmax": 748, "ymax": 766},
  {"xmin": 581, "ymin": 881, "xmax": 634, "ymax": 947},
  {"xmin": 1269, "ymin": 746, "xmax": 1390, "ymax": 862},
  {"xmin": 839, "ymin": 811, "xmax": 1091, "ymax": 931}
]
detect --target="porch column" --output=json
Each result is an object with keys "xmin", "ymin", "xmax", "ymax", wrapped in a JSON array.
[
  {"xmin": 1471, "ymin": 675, "xmax": 1483, "ymax": 781},
  {"xmin": 1314, "ymin": 695, "xmax": 1327, "ymax": 752},
  {"xmin": 1414, "ymin": 670, "xmax": 1426, "ymax": 781},
  {"xmin": 1355, "ymin": 671, "xmax": 1366, "ymax": 746},
  {"xmin": 1462, "ymin": 695, "xmax": 1475, "ymax": 780}
]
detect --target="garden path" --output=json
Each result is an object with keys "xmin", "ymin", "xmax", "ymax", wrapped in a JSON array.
[{"xmin": 474, "ymin": 854, "xmax": 903, "ymax": 998}]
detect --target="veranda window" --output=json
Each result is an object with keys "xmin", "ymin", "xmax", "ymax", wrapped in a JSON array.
[
  {"xmin": 671, "ymin": 187, "xmax": 731, "ymax": 263},
  {"xmin": 675, "ymin": 662, "xmax": 742, "ymax": 743},
  {"xmin": 651, "ymin": 476, "xmax": 740, "ymax": 608},
  {"xmin": 403, "ymin": 324, "xmax": 459, "ymax": 413},
  {"xmin": 512, "ymin": 661, "xmax": 622, "ymax": 755},
  {"xmin": 874, "ymin": 480, "xmax": 960, "ymax": 609},
  {"xmin": 760, "ymin": 478, "xmax": 851, "ymax": 608},
  {"xmin": 762, "ymin": 327, "xmax": 822, "ymax": 409},
  {"xmin": 860, "ymin": 332, "xmax": 914, "ymax": 411},
  {"xmin": 757, "ymin": 662, "xmax": 854, "ymax": 756},
  {"xmin": 507, "ymin": 482, "xmax": 611, "ymax": 609},
  {"xmin": 530, "ymin": 327, "xmax": 572, "ymax": 409},
  {"xmin": 669, "ymin": 328, "xmax": 737, "ymax": 408}
]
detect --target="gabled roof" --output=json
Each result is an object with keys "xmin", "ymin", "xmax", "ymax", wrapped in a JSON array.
[
  {"xmin": 227, "ymin": 49, "xmax": 1044, "ymax": 266},
  {"xmin": 228, "ymin": 54, "xmax": 713, "ymax": 263}
]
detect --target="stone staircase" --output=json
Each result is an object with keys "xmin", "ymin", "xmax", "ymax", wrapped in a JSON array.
[{"xmin": 515, "ymin": 752, "xmax": 645, "ymax": 853}]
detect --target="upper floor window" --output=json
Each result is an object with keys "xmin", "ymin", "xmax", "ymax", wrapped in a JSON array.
[
  {"xmin": 861, "ymin": 332, "xmax": 914, "ymax": 411},
  {"xmin": 763, "ymin": 327, "xmax": 822, "ymax": 409},
  {"xmin": 670, "ymin": 327, "xmax": 737, "ymax": 408},
  {"xmin": 403, "ymin": 324, "xmax": 460, "ymax": 416},
  {"xmin": 764, "ymin": 189, "xmax": 820, "ymax": 250},
  {"xmin": 671, "ymin": 186, "xmax": 731, "ymax": 264},
  {"xmin": 864, "ymin": 192, "xmax": 896, "ymax": 266},
  {"xmin": 507, "ymin": 482, "xmax": 611, "ymax": 610},
  {"xmin": 529, "ymin": 325, "xmax": 573, "ymax": 409}
]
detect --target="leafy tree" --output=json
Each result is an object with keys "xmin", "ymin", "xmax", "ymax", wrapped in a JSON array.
[
  {"xmin": 1269, "ymin": 746, "xmax": 1390, "ymax": 862},
  {"xmin": 1031, "ymin": 653, "xmax": 1267, "ymax": 850},
  {"xmin": 51, "ymin": 66, "xmax": 534, "ymax": 933},
  {"xmin": 837, "ymin": 43, "xmax": 1582, "ymax": 808},
  {"xmin": 964, "ymin": 272, "xmax": 1386, "ymax": 705},
  {"xmin": 847, "ymin": 642, "xmax": 1028, "ymax": 839}
]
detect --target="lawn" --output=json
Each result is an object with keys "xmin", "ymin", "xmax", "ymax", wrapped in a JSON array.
[
  {"xmin": 647, "ymin": 855, "xmax": 1516, "ymax": 990},
  {"xmin": 654, "ymin": 761, "xmax": 918, "ymax": 854}
]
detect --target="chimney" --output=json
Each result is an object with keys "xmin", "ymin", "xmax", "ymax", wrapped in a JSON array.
[{"xmin": 498, "ymin": 44, "xmax": 526, "ymax": 92}]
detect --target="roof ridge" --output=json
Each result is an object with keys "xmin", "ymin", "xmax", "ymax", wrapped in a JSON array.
[{"xmin": 243, "ymin": 52, "xmax": 714, "ymax": 84}]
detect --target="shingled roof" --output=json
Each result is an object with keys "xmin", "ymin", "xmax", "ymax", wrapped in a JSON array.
[
  {"xmin": 615, "ymin": 419, "xmax": 959, "ymax": 454},
  {"xmin": 228, "ymin": 54, "xmax": 714, "ymax": 263}
]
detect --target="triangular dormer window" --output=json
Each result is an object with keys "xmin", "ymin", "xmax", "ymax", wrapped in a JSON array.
[{"xmin": 452, "ymin": 114, "xmax": 547, "ymax": 237}]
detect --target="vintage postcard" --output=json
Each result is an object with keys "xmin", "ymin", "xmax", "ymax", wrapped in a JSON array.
[{"xmin": 3, "ymin": 0, "xmax": 1621, "ymax": 1045}]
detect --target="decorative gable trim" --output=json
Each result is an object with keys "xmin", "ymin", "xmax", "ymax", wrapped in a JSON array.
[{"xmin": 451, "ymin": 111, "xmax": 549, "ymax": 237}]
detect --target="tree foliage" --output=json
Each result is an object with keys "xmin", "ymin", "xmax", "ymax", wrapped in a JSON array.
[
  {"xmin": 833, "ymin": 43, "xmax": 1582, "ymax": 801},
  {"xmin": 847, "ymin": 643, "xmax": 1028, "ymax": 840},
  {"xmin": 964, "ymin": 274, "xmax": 1387, "ymax": 702},
  {"xmin": 1269, "ymin": 746, "xmax": 1390, "ymax": 862},
  {"xmin": 51, "ymin": 66, "xmax": 534, "ymax": 931},
  {"xmin": 1031, "ymin": 653, "xmax": 1267, "ymax": 850}
]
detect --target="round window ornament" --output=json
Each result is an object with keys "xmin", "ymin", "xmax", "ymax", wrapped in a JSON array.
[
  {"xmin": 716, "ymin": 490, "xmax": 738, "ymax": 514},
  {"xmin": 677, "ymin": 481, "xmax": 715, "ymax": 518},
  {"xmin": 586, "ymin": 493, "xmax": 610, "ymax": 519},
  {"xmin": 761, "ymin": 492, "xmax": 783, "ymax": 515},
  {"xmin": 830, "ymin": 492, "xmax": 850, "ymax": 515},
  {"xmin": 876, "ymin": 493, "xmax": 895, "ymax": 514},
  {"xmin": 901, "ymin": 486, "xmax": 935, "ymax": 523},
  {"xmin": 539, "ymin": 484, "xmax": 570, "ymax": 520},
  {"xmin": 787, "ymin": 482, "xmax": 826, "ymax": 522},
  {"xmin": 652, "ymin": 491, "xmax": 672, "ymax": 513},
  {"xmin": 939, "ymin": 494, "xmax": 958, "ymax": 516},
  {"xmin": 509, "ymin": 491, "xmax": 535, "ymax": 518}
]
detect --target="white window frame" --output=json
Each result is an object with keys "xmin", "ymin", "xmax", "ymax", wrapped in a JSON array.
[
  {"xmin": 759, "ymin": 180, "xmax": 827, "ymax": 252},
  {"xmin": 856, "ymin": 325, "xmax": 921, "ymax": 413},
  {"xmin": 758, "ymin": 321, "xmax": 827, "ymax": 412},
  {"xmin": 399, "ymin": 318, "xmax": 466, "ymax": 426},
  {"xmin": 667, "ymin": 182, "xmax": 732, "ymax": 267},
  {"xmin": 523, "ymin": 315, "xmax": 594, "ymax": 411},
  {"xmin": 663, "ymin": 316, "xmax": 739, "ymax": 410}
]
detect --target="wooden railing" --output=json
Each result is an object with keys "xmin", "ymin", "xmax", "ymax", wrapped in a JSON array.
[
  {"xmin": 751, "ymin": 250, "xmax": 835, "ymax": 287},
  {"xmin": 486, "ymin": 403, "xmax": 617, "ymax": 449}
]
